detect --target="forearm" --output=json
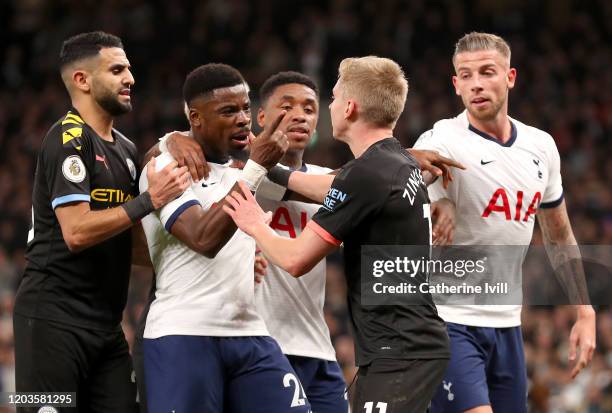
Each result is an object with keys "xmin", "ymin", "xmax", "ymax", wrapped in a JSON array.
[
  {"xmin": 194, "ymin": 204, "xmax": 239, "ymax": 257},
  {"xmin": 250, "ymin": 221, "xmax": 306, "ymax": 276},
  {"xmin": 538, "ymin": 203, "xmax": 591, "ymax": 308},
  {"xmin": 63, "ymin": 207, "xmax": 133, "ymax": 252},
  {"xmin": 287, "ymin": 172, "xmax": 334, "ymax": 203}
]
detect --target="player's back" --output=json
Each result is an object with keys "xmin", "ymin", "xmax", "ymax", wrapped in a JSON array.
[
  {"xmin": 311, "ymin": 137, "xmax": 450, "ymax": 366},
  {"xmin": 139, "ymin": 153, "xmax": 268, "ymax": 339}
]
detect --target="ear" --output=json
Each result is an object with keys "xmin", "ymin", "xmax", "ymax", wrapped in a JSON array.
[
  {"xmin": 189, "ymin": 108, "xmax": 202, "ymax": 128},
  {"xmin": 507, "ymin": 68, "xmax": 517, "ymax": 90},
  {"xmin": 452, "ymin": 75, "xmax": 460, "ymax": 96},
  {"xmin": 72, "ymin": 70, "xmax": 91, "ymax": 93},
  {"xmin": 257, "ymin": 108, "xmax": 265, "ymax": 128},
  {"xmin": 345, "ymin": 100, "xmax": 356, "ymax": 119}
]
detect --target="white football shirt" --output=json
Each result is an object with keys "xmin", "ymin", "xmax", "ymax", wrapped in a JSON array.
[
  {"xmin": 415, "ymin": 110, "xmax": 564, "ymax": 327},
  {"xmin": 139, "ymin": 152, "xmax": 269, "ymax": 338},
  {"xmin": 256, "ymin": 164, "xmax": 337, "ymax": 361}
]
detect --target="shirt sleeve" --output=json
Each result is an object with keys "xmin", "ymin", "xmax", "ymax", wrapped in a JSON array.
[
  {"xmin": 413, "ymin": 128, "xmax": 450, "ymax": 202},
  {"xmin": 540, "ymin": 136, "xmax": 564, "ymax": 208},
  {"xmin": 45, "ymin": 126, "xmax": 93, "ymax": 209},
  {"xmin": 139, "ymin": 152, "xmax": 201, "ymax": 232},
  {"xmin": 309, "ymin": 163, "xmax": 389, "ymax": 245}
]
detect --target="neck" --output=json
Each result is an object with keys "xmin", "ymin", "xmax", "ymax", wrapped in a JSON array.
[
  {"xmin": 345, "ymin": 122, "xmax": 393, "ymax": 158},
  {"xmin": 194, "ymin": 136, "xmax": 230, "ymax": 164},
  {"xmin": 280, "ymin": 150, "xmax": 304, "ymax": 169},
  {"xmin": 72, "ymin": 97, "xmax": 114, "ymax": 141},
  {"xmin": 467, "ymin": 107, "xmax": 511, "ymax": 143}
]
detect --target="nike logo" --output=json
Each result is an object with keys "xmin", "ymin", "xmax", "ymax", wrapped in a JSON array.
[
  {"xmin": 201, "ymin": 182, "xmax": 218, "ymax": 188},
  {"xmin": 480, "ymin": 160, "xmax": 495, "ymax": 165}
]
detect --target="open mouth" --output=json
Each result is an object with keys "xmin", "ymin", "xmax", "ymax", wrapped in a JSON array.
[
  {"xmin": 119, "ymin": 89, "xmax": 131, "ymax": 97},
  {"xmin": 231, "ymin": 131, "xmax": 250, "ymax": 146}
]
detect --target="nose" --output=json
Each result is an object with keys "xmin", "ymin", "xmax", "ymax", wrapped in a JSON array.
[
  {"xmin": 124, "ymin": 69, "xmax": 135, "ymax": 86},
  {"xmin": 470, "ymin": 74, "xmax": 483, "ymax": 92},
  {"xmin": 290, "ymin": 106, "xmax": 307, "ymax": 123},
  {"xmin": 236, "ymin": 110, "xmax": 250, "ymax": 127}
]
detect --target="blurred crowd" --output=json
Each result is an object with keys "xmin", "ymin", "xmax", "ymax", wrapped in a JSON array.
[{"xmin": 0, "ymin": 0, "xmax": 610, "ymax": 411}]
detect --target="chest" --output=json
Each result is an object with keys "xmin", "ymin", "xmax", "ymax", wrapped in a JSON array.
[
  {"xmin": 88, "ymin": 140, "xmax": 138, "ymax": 207},
  {"xmin": 192, "ymin": 165, "xmax": 240, "ymax": 209},
  {"xmin": 448, "ymin": 137, "xmax": 550, "ymax": 222}
]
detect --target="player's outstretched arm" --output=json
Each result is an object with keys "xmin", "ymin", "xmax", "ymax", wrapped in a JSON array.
[
  {"xmin": 266, "ymin": 168, "xmax": 335, "ymax": 203},
  {"xmin": 406, "ymin": 148, "xmax": 465, "ymax": 189},
  {"xmin": 56, "ymin": 158, "xmax": 190, "ymax": 253},
  {"xmin": 537, "ymin": 200, "xmax": 596, "ymax": 379},
  {"xmin": 224, "ymin": 181, "xmax": 336, "ymax": 277}
]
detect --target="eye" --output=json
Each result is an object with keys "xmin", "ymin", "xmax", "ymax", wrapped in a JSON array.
[
  {"xmin": 304, "ymin": 107, "xmax": 314, "ymax": 114},
  {"xmin": 281, "ymin": 105, "xmax": 292, "ymax": 110}
]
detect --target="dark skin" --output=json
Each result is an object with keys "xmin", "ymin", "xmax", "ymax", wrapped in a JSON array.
[{"xmin": 145, "ymin": 85, "xmax": 289, "ymax": 258}]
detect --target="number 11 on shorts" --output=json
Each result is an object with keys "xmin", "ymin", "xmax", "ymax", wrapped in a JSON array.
[{"xmin": 364, "ymin": 401, "xmax": 388, "ymax": 413}]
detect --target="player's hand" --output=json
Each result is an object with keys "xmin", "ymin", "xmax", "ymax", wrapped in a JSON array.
[
  {"xmin": 568, "ymin": 306, "xmax": 596, "ymax": 379},
  {"xmin": 147, "ymin": 157, "xmax": 191, "ymax": 209},
  {"xmin": 254, "ymin": 251, "xmax": 268, "ymax": 284},
  {"xmin": 166, "ymin": 130, "xmax": 209, "ymax": 181},
  {"xmin": 407, "ymin": 149, "xmax": 465, "ymax": 189},
  {"xmin": 431, "ymin": 198, "xmax": 456, "ymax": 245},
  {"xmin": 223, "ymin": 181, "xmax": 272, "ymax": 236},
  {"xmin": 249, "ymin": 111, "xmax": 289, "ymax": 170}
]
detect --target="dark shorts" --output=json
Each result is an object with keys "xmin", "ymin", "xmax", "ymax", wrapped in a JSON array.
[
  {"xmin": 287, "ymin": 355, "xmax": 348, "ymax": 413},
  {"xmin": 143, "ymin": 335, "xmax": 312, "ymax": 413},
  {"xmin": 429, "ymin": 323, "xmax": 527, "ymax": 413},
  {"xmin": 13, "ymin": 313, "xmax": 137, "ymax": 413},
  {"xmin": 351, "ymin": 358, "xmax": 448, "ymax": 413}
]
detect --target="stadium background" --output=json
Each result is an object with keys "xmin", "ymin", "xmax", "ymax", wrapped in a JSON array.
[{"xmin": 0, "ymin": 0, "xmax": 610, "ymax": 411}]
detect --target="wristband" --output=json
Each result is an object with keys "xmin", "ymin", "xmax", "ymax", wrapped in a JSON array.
[
  {"xmin": 121, "ymin": 191, "xmax": 155, "ymax": 223},
  {"xmin": 257, "ymin": 179, "xmax": 288, "ymax": 201},
  {"xmin": 241, "ymin": 159, "xmax": 268, "ymax": 191},
  {"xmin": 267, "ymin": 166, "xmax": 293, "ymax": 187}
]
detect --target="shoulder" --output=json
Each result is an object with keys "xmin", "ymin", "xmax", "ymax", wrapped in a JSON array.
[
  {"xmin": 415, "ymin": 112, "xmax": 467, "ymax": 149},
  {"xmin": 345, "ymin": 140, "xmax": 408, "ymax": 186},
  {"xmin": 432, "ymin": 111, "xmax": 468, "ymax": 134},
  {"xmin": 113, "ymin": 129, "xmax": 137, "ymax": 150},
  {"xmin": 512, "ymin": 117, "xmax": 559, "ymax": 155},
  {"xmin": 42, "ymin": 110, "xmax": 86, "ymax": 147}
]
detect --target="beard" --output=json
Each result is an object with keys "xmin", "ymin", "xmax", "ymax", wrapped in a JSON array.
[
  {"xmin": 97, "ymin": 93, "xmax": 132, "ymax": 116},
  {"xmin": 94, "ymin": 84, "xmax": 132, "ymax": 116}
]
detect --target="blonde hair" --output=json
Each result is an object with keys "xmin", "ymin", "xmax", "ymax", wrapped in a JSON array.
[
  {"xmin": 453, "ymin": 32, "xmax": 511, "ymax": 65},
  {"xmin": 337, "ymin": 56, "xmax": 408, "ymax": 128}
]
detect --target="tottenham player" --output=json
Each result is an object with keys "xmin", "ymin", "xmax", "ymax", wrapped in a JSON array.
[
  {"xmin": 255, "ymin": 72, "xmax": 348, "ymax": 412},
  {"xmin": 13, "ymin": 32, "xmax": 189, "ymax": 412},
  {"xmin": 138, "ymin": 64, "xmax": 313, "ymax": 413},
  {"xmin": 224, "ymin": 56, "xmax": 450, "ymax": 413},
  {"xmin": 414, "ymin": 32, "xmax": 596, "ymax": 413}
]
